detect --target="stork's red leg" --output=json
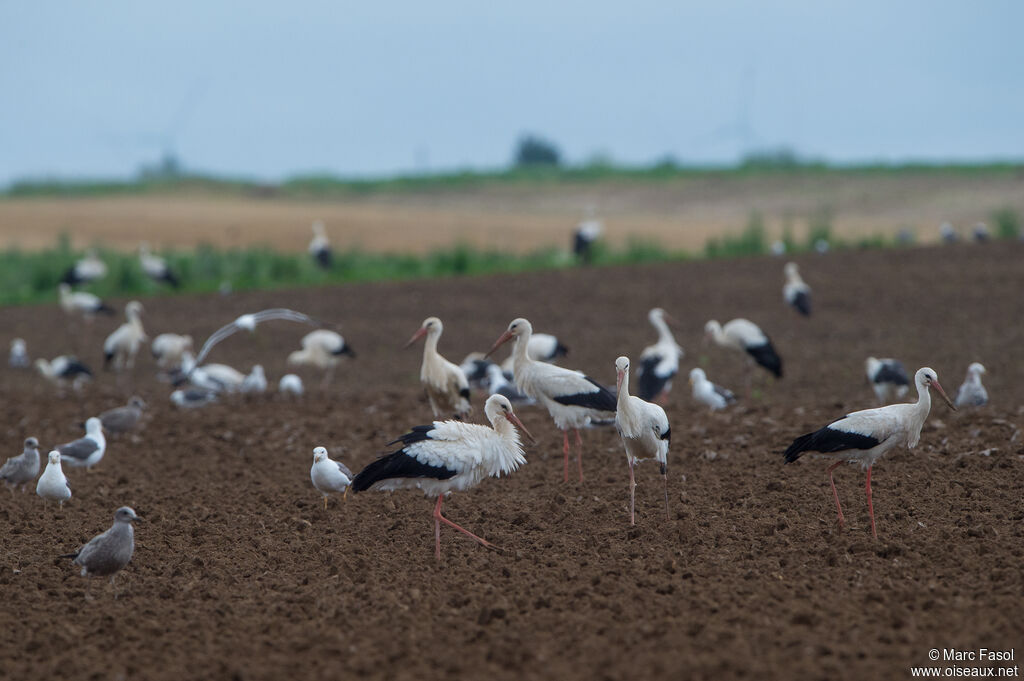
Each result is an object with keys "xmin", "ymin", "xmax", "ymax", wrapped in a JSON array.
[
  {"xmin": 627, "ymin": 458, "xmax": 636, "ymax": 526},
  {"xmin": 661, "ymin": 463, "xmax": 670, "ymax": 520},
  {"xmin": 865, "ymin": 465, "xmax": 877, "ymax": 539},
  {"xmin": 434, "ymin": 496, "xmax": 442, "ymax": 560},
  {"xmin": 562, "ymin": 430, "xmax": 570, "ymax": 483},
  {"xmin": 575, "ymin": 428, "xmax": 584, "ymax": 483},
  {"xmin": 432, "ymin": 495, "xmax": 495, "ymax": 556},
  {"xmin": 826, "ymin": 460, "xmax": 846, "ymax": 528}
]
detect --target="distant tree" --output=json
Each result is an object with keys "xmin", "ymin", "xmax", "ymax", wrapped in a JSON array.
[{"xmin": 513, "ymin": 134, "xmax": 561, "ymax": 168}]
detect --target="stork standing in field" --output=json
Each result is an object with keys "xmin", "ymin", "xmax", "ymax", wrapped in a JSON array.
[
  {"xmin": 784, "ymin": 367, "xmax": 955, "ymax": 538},
  {"xmin": 351, "ymin": 394, "xmax": 531, "ymax": 559},
  {"xmin": 151, "ymin": 333, "xmax": 193, "ymax": 370},
  {"xmin": 704, "ymin": 318, "xmax": 783, "ymax": 383},
  {"xmin": 310, "ymin": 446, "xmax": 352, "ymax": 509},
  {"xmin": 192, "ymin": 309, "xmax": 324, "ymax": 368},
  {"xmin": 954, "ymin": 362, "xmax": 988, "ymax": 408},
  {"xmin": 287, "ymin": 329, "xmax": 355, "ymax": 387},
  {"xmin": 636, "ymin": 308, "xmax": 684, "ymax": 402},
  {"xmin": 488, "ymin": 318, "xmax": 616, "ymax": 483},
  {"xmin": 406, "ymin": 317, "xmax": 472, "ymax": 420},
  {"xmin": 309, "ymin": 220, "xmax": 332, "ymax": 269},
  {"xmin": 103, "ymin": 301, "xmax": 147, "ymax": 370},
  {"xmin": 1, "ymin": 437, "xmax": 41, "ymax": 493},
  {"xmin": 782, "ymin": 262, "xmax": 812, "ymax": 317},
  {"xmin": 57, "ymin": 417, "xmax": 106, "ymax": 470},
  {"xmin": 58, "ymin": 283, "xmax": 114, "ymax": 320},
  {"xmin": 865, "ymin": 357, "xmax": 910, "ymax": 404},
  {"xmin": 573, "ymin": 217, "xmax": 603, "ymax": 264},
  {"xmin": 61, "ymin": 249, "xmax": 107, "ymax": 286},
  {"xmin": 138, "ymin": 242, "xmax": 180, "ymax": 288},
  {"xmin": 689, "ymin": 368, "xmax": 737, "ymax": 412},
  {"xmin": 36, "ymin": 355, "xmax": 93, "ymax": 389},
  {"xmin": 614, "ymin": 357, "xmax": 671, "ymax": 525}
]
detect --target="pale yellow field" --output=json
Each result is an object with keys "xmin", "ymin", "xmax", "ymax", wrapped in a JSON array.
[{"xmin": 1, "ymin": 171, "xmax": 1020, "ymax": 253}]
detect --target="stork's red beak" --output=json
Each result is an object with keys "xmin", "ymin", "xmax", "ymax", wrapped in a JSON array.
[
  {"xmin": 485, "ymin": 331, "xmax": 514, "ymax": 358},
  {"xmin": 932, "ymin": 380, "xmax": 956, "ymax": 410},
  {"xmin": 403, "ymin": 326, "xmax": 427, "ymax": 349},
  {"xmin": 616, "ymin": 369, "xmax": 625, "ymax": 391},
  {"xmin": 506, "ymin": 410, "xmax": 536, "ymax": 444}
]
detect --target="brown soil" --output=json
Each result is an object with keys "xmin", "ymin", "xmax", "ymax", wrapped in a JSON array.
[{"xmin": 1, "ymin": 242, "xmax": 1022, "ymax": 680}]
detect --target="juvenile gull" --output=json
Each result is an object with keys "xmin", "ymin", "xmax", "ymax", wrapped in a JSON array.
[
  {"xmin": 57, "ymin": 417, "xmax": 106, "ymax": 470},
  {"xmin": 36, "ymin": 451, "xmax": 72, "ymax": 507},
  {"xmin": 170, "ymin": 388, "xmax": 219, "ymax": 409},
  {"xmin": 310, "ymin": 446, "xmax": 352, "ymax": 509},
  {"xmin": 954, "ymin": 362, "xmax": 988, "ymax": 408},
  {"xmin": 98, "ymin": 397, "xmax": 146, "ymax": 434},
  {"xmin": 62, "ymin": 506, "xmax": 140, "ymax": 581},
  {"xmin": 1, "ymin": 437, "xmax": 42, "ymax": 492}
]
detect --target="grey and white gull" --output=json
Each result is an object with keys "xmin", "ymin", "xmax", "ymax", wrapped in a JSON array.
[{"xmin": 1, "ymin": 437, "xmax": 42, "ymax": 492}]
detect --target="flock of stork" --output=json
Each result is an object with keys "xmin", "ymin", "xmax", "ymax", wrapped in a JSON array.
[{"xmin": 2, "ymin": 231, "xmax": 996, "ymax": 579}]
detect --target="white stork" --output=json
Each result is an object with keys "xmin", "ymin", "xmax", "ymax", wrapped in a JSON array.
[
  {"xmin": 35, "ymin": 355, "xmax": 93, "ymax": 388},
  {"xmin": 138, "ymin": 242, "xmax": 180, "ymax": 288},
  {"xmin": 954, "ymin": 362, "xmax": 988, "ymax": 408},
  {"xmin": 488, "ymin": 318, "xmax": 616, "ymax": 483},
  {"xmin": 405, "ymin": 317, "xmax": 472, "ymax": 420},
  {"xmin": 688, "ymin": 368, "xmax": 737, "ymax": 412},
  {"xmin": 784, "ymin": 367, "xmax": 955, "ymax": 538},
  {"xmin": 614, "ymin": 357, "xmax": 671, "ymax": 525},
  {"xmin": 103, "ymin": 301, "xmax": 147, "ymax": 370},
  {"xmin": 865, "ymin": 357, "xmax": 910, "ymax": 404},
  {"xmin": 58, "ymin": 283, "xmax": 114, "ymax": 319},
  {"xmin": 782, "ymin": 263, "xmax": 811, "ymax": 317},
  {"xmin": 573, "ymin": 217, "xmax": 603, "ymax": 263},
  {"xmin": 351, "ymin": 394, "xmax": 531, "ymax": 559},
  {"xmin": 636, "ymin": 308, "xmax": 684, "ymax": 402},
  {"xmin": 287, "ymin": 329, "xmax": 355, "ymax": 386},
  {"xmin": 151, "ymin": 333, "xmax": 194, "ymax": 370},
  {"xmin": 57, "ymin": 417, "xmax": 106, "ymax": 470},
  {"xmin": 61, "ymin": 249, "xmax": 107, "ymax": 286},
  {"xmin": 310, "ymin": 446, "xmax": 352, "ymax": 508},
  {"xmin": 704, "ymin": 318, "xmax": 783, "ymax": 379},
  {"xmin": 309, "ymin": 220, "xmax": 332, "ymax": 269}
]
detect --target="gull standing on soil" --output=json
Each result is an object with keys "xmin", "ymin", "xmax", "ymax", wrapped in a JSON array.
[
  {"xmin": 406, "ymin": 317, "xmax": 472, "ymax": 420},
  {"xmin": 784, "ymin": 367, "xmax": 955, "ymax": 538},
  {"xmin": 278, "ymin": 374, "xmax": 304, "ymax": 396},
  {"xmin": 940, "ymin": 222, "xmax": 958, "ymax": 243},
  {"xmin": 488, "ymin": 318, "xmax": 616, "ymax": 483},
  {"xmin": 242, "ymin": 365, "xmax": 268, "ymax": 393},
  {"xmin": 61, "ymin": 249, "xmax": 107, "ymax": 286},
  {"xmin": 98, "ymin": 397, "xmax": 146, "ymax": 435},
  {"xmin": 36, "ymin": 451, "xmax": 72, "ymax": 507},
  {"xmin": 954, "ymin": 362, "xmax": 988, "ymax": 408},
  {"xmin": 138, "ymin": 242, "xmax": 180, "ymax": 288},
  {"xmin": 1, "ymin": 437, "xmax": 42, "ymax": 493},
  {"xmin": 689, "ymin": 368, "xmax": 737, "ymax": 412},
  {"xmin": 9, "ymin": 338, "xmax": 29, "ymax": 368},
  {"xmin": 151, "ymin": 333, "xmax": 193, "ymax": 370},
  {"xmin": 782, "ymin": 263, "xmax": 812, "ymax": 317},
  {"xmin": 704, "ymin": 318, "xmax": 783, "ymax": 382},
  {"xmin": 636, "ymin": 308, "xmax": 684, "ymax": 402},
  {"xmin": 865, "ymin": 357, "xmax": 910, "ymax": 404},
  {"xmin": 58, "ymin": 283, "xmax": 114, "ymax": 319},
  {"xmin": 192, "ymin": 308, "xmax": 324, "ymax": 368},
  {"xmin": 351, "ymin": 394, "xmax": 531, "ymax": 559},
  {"xmin": 170, "ymin": 388, "xmax": 219, "ymax": 409},
  {"xmin": 57, "ymin": 417, "xmax": 106, "ymax": 470},
  {"xmin": 286, "ymin": 329, "xmax": 355, "ymax": 387},
  {"xmin": 614, "ymin": 357, "xmax": 671, "ymax": 525},
  {"xmin": 35, "ymin": 355, "xmax": 93, "ymax": 388},
  {"xmin": 309, "ymin": 220, "xmax": 332, "ymax": 269},
  {"xmin": 310, "ymin": 447, "xmax": 352, "ymax": 509},
  {"xmin": 103, "ymin": 301, "xmax": 147, "ymax": 370},
  {"xmin": 61, "ymin": 506, "xmax": 139, "ymax": 586}
]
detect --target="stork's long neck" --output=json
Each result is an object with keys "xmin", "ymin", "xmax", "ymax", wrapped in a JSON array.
[
  {"xmin": 616, "ymin": 370, "xmax": 631, "ymax": 411},
  {"xmin": 422, "ymin": 329, "xmax": 441, "ymax": 362},
  {"xmin": 512, "ymin": 330, "xmax": 534, "ymax": 371},
  {"xmin": 652, "ymin": 316, "xmax": 674, "ymax": 345},
  {"xmin": 911, "ymin": 378, "xmax": 933, "ymax": 428}
]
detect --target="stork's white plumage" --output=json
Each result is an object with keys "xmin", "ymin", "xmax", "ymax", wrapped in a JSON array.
[
  {"xmin": 489, "ymin": 318, "xmax": 616, "ymax": 482},
  {"xmin": 58, "ymin": 283, "xmax": 114, "ymax": 319},
  {"xmin": 499, "ymin": 332, "xmax": 569, "ymax": 374},
  {"xmin": 61, "ymin": 250, "xmax": 107, "ymax": 286},
  {"xmin": 351, "ymin": 394, "xmax": 530, "ymax": 559},
  {"xmin": 151, "ymin": 333, "xmax": 193, "ymax": 370},
  {"xmin": 614, "ymin": 357, "xmax": 671, "ymax": 525},
  {"xmin": 406, "ymin": 317, "xmax": 472, "ymax": 420},
  {"xmin": 636, "ymin": 308, "xmax": 684, "ymax": 402},
  {"xmin": 573, "ymin": 217, "xmax": 603, "ymax": 263},
  {"xmin": 310, "ymin": 446, "xmax": 351, "ymax": 509},
  {"xmin": 309, "ymin": 220, "xmax": 332, "ymax": 269},
  {"xmin": 483, "ymin": 363, "xmax": 534, "ymax": 405},
  {"xmin": 865, "ymin": 357, "xmax": 910, "ymax": 404},
  {"xmin": 704, "ymin": 318, "xmax": 783, "ymax": 379},
  {"xmin": 954, "ymin": 362, "xmax": 988, "ymax": 408},
  {"xmin": 138, "ymin": 242, "xmax": 180, "ymax": 288},
  {"xmin": 782, "ymin": 263, "xmax": 812, "ymax": 317},
  {"xmin": 35, "ymin": 355, "xmax": 93, "ymax": 388},
  {"xmin": 287, "ymin": 329, "xmax": 354, "ymax": 386},
  {"xmin": 784, "ymin": 367, "xmax": 955, "ymax": 538},
  {"xmin": 688, "ymin": 368, "xmax": 737, "ymax": 411},
  {"xmin": 103, "ymin": 301, "xmax": 147, "ymax": 370},
  {"xmin": 193, "ymin": 308, "xmax": 323, "ymax": 368}
]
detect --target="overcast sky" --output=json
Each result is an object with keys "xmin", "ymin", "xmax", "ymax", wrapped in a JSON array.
[{"xmin": 1, "ymin": 1, "xmax": 1021, "ymax": 185}]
